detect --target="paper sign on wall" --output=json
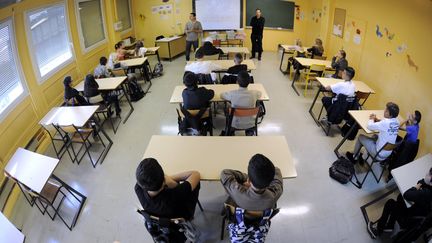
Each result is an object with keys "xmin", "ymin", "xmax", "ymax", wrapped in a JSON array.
[{"xmin": 353, "ymin": 34, "xmax": 361, "ymax": 45}]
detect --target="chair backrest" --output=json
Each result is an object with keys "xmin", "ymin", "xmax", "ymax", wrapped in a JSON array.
[
  {"xmin": 178, "ymin": 107, "xmax": 211, "ymax": 119},
  {"xmin": 230, "ymin": 107, "xmax": 260, "ymax": 117},
  {"xmin": 382, "ymin": 142, "xmax": 400, "ymax": 152},
  {"xmin": 355, "ymin": 91, "xmax": 371, "ymax": 106},
  {"xmin": 224, "ymin": 203, "xmax": 264, "ymax": 219},
  {"xmin": 213, "ymin": 39, "xmax": 221, "ymax": 46},
  {"xmin": 202, "ymin": 53, "xmax": 220, "ymax": 60}
]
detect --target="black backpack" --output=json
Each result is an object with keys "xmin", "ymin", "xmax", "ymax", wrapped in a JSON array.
[
  {"xmin": 128, "ymin": 77, "xmax": 144, "ymax": 102},
  {"xmin": 329, "ymin": 158, "xmax": 355, "ymax": 184},
  {"xmin": 153, "ymin": 63, "xmax": 163, "ymax": 77}
]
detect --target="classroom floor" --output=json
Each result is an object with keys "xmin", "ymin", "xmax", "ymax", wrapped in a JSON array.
[{"xmin": 10, "ymin": 52, "xmax": 401, "ymax": 243}]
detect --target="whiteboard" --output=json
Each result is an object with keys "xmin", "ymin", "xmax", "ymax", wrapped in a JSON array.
[{"xmin": 195, "ymin": 0, "xmax": 242, "ymax": 30}]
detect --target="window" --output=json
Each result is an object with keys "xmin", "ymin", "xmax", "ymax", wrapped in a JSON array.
[
  {"xmin": 116, "ymin": 0, "xmax": 132, "ymax": 32},
  {"xmin": 0, "ymin": 19, "xmax": 27, "ymax": 119},
  {"xmin": 76, "ymin": 0, "xmax": 107, "ymax": 52},
  {"xmin": 26, "ymin": 3, "xmax": 74, "ymax": 82}
]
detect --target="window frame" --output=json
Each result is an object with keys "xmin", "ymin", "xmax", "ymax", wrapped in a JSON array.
[
  {"xmin": 24, "ymin": 1, "xmax": 75, "ymax": 84},
  {"xmin": 0, "ymin": 17, "xmax": 29, "ymax": 122},
  {"xmin": 116, "ymin": 0, "xmax": 133, "ymax": 35},
  {"xmin": 74, "ymin": 0, "xmax": 108, "ymax": 54}
]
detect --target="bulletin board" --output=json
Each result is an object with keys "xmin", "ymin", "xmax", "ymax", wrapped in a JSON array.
[{"xmin": 332, "ymin": 8, "xmax": 346, "ymax": 37}]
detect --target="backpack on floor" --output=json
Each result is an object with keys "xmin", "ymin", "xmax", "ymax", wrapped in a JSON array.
[
  {"xmin": 128, "ymin": 77, "xmax": 144, "ymax": 102},
  {"xmin": 329, "ymin": 157, "xmax": 355, "ymax": 184},
  {"xmin": 153, "ymin": 63, "xmax": 163, "ymax": 77}
]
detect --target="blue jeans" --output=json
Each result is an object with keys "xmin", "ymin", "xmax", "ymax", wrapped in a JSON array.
[{"xmin": 185, "ymin": 40, "xmax": 199, "ymax": 61}]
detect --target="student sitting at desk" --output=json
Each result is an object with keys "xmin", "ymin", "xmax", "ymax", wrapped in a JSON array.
[
  {"xmin": 134, "ymin": 40, "xmax": 147, "ymax": 57},
  {"xmin": 331, "ymin": 50, "xmax": 348, "ymax": 79},
  {"xmin": 115, "ymin": 41, "xmax": 134, "ymax": 61},
  {"xmin": 367, "ymin": 167, "xmax": 432, "ymax": 239},
  {"xmin": 94, "ymin": 57, "xmax": 113, "ymax": 78},
  {"xmin": 182, "ymin": 72, "xmax": 214, "ymax": 110},
  {"xmin": 185, "ymin": 52, "xmax": 221, "ymax": 83},
  {"xmin": 220, "ymin": 153, "xmax": 283, "ymax": 210},
  {"xmin": 346, "ymin": 102, "xmax": 400, "ymax": 163},
  {"xmin": 221, "ymin": 53, "xmax": 249, "ymax": 85},
  {"xmin": 322, "ymin": 67, "xmax": 356, "ymax": 111},
  {"xmin": 84, "ymin": 74, "xmax": 121, "ymax": 117},
  {"xmin": 307, "ymin": 38, "xmax": 324, "ymax": 59},
  {"xmin": 135, "ymin": 158, "xmax": 201, "ymax": 220},
  {"xmin": 63, "ymin": 76, "xmax": 89, "ymax": 105},
  {"xmin": 400, "ymin": 110, "xmax": 421, "ymax": 143},
  {"xmin": 195, "ymin": 37, "xmax": 224, "ymax": 57},
  {"xmin": 221, "ymin": 71, "xmax": 261, "ymax": 136}
]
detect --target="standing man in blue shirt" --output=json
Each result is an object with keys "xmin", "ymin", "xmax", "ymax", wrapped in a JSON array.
[
  {"xmin": 184, "ymin": 13, "xmax": 203, "ymax": 61},
  {"xmin": 250, "ymin": 8, "xmax": 265, "ymax": 61}
]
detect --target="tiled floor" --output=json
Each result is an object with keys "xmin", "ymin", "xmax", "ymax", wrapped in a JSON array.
[{"xmin": 10, "ymin": 52, "xmax": 401, "ymax": 243}]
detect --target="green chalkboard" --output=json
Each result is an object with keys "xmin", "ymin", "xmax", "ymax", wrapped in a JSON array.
[{"xmin": 246, "ymin": 0, "xmax": 295, "ymax": 30}]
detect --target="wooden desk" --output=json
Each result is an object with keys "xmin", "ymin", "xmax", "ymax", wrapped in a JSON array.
[
  {"xmin": 4, "ymin": 148, "xmax": 86, "ymax": 230},
  {"xmin": 279, "ymin": 45, "xmax": 308, "ymax": 74},
  {"xmin": 39, "ymin": 106, "xmax": 99, "ymax": 127},
  {"xmin": 294, "ymin": 57, "xmax": 332, "ymax": 68},
  {"xmin": 155, "ymin": 35, "xmax": 186, "ymax": 61},
  {"xmin": 74, "ymin": 76, "xmax": 127, "ymax": 92},
  {"xmin": 334, "ymin": 110, "xmax": 401, "ymax": 158},
  {"xmin": 186, "ymin": 59, "xmax": 256, "ymax": 72},
  {"xmin": 142, "ymin": 136, "xmax": 297, "ymax": 180},
  {"xmin": 146, "ymin": 46, "xmax": 161, "ymax": 63},
  {"xmin": 392, "ymin": 154, "xmax": 432, "ymax": 207},
  {"xmin": 309, "ymin": 77, "xmax": 376, "ymax": 125},
  {"xmin": 0, "ymin": 212, "xmax": 24, "ymax": 243},
  {"xmin": 120, "ymin": 57, "xmax": 148, "ymax": 68},
  {"xmin": 170, "ymin": 83, "xmax": 269, "ymax": 103}
]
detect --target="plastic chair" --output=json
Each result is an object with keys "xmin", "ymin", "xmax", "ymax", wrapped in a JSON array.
[
  {"xmin": 355, "ymin": 91, "xmax": 372, "ymax": 108},
  {"xmin": 300, "ymin": 64, "xmax": 326, "ymax": 96},
  {"xmin": 202, "ymin": 53, "xmax": 220, "ymax": 60},
  {"xmin": 224, "ymin": 106, "xmax": 261, "ymax": 136}
]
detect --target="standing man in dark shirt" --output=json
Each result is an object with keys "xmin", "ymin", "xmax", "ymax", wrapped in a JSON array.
[{"xmin": 250, "ymin": 8, "xmax": 265, "ymax": 61}]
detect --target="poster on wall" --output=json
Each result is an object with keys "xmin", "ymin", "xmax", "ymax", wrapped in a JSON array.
[{"xmin": 332, "ymin": 8, "xmax": 346, "ymax": 38}]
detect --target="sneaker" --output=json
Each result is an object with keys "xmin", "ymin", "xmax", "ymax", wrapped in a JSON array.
[
  {"xmin": 346, "ymin": 152, "xmax": 357, "ymax": 163},
  {"xmin": 258, "ymin": 56, "xmax": 262, "ymax": 61},
  {"xmin": 367, "ymin": 221, "xmax": 379, "ymax": 239}
]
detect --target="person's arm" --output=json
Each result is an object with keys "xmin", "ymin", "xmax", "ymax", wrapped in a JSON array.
[
  {"xmin": 164, "ymin": 175, "xmax": 178, "ymax": 189},
  {"xmin": 266, "ymin": 167, "xmax": 283, "ymax": 199},
  {"xmin": 307, "ymin": 47, "xmax": 314, "ymax": 53},
  {"xmin": 367, "ymin": 118, "xmax": 384, "ymax": 131},
  {"xmin": 134, "ymin": 183, "xmax": 148, "ymax": 209},
  {"xmin": 331, "ymin": 56, "xmax": 338, "ymax": 68},
  {"xmin": 205, "ymin": 88, "xmax": 215, "ymax": 101},
  {"xmin": 169, "ymin": 171, "xmax": 200, "ymax": 190},
  {"xmin": 403, "ymin": 184, "xmax": 428, "ymax": 205},
  {"xmin": 261, "ymin": 17, "xmax": 265, "ymax": 30},
  {"xmin": 184, "ymin": 23, "xmax": 189, "ymax": 34},
  {"xmin": 399, "ymin": 120, "xmax": 408, "ymax": 131},
  {"xmin": 328, "ymin": 82, "xmax": 342, "ymax": 93},
  {"xmin": 195, "ymin": 22, "xmax": 203, "ymax": 33},
  {"xmin": 249, "ymin": 17, "xmax": 254, "ymax": 27},
  {"xmin": 220, "ymin": 169, "xmax": 249, "ymax": 193}
]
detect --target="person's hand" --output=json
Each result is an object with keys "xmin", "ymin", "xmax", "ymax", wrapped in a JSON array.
[
  {"xmin": 243, "ymin": 181, "xmax": 251, "ymax": 188},
  {"xmin": 369, "ymin": 113, "xmax": 376, "ymax": 120},
  {"xmin": 415, "ymin": 183, "xmax": 422, "ymax": 190}
]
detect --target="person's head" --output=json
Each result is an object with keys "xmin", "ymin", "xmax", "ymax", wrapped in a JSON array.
[
  {"xmin": 115, "ymin": 41, "xmax": 124, "ymax": 50},
  {"xmin": 136, "ymin": 158, "xmax": 165, "ymax": 192},
  {"xmin": 255, "ymin": 8, "xmax": 262, "ymax": 18},
  {"xmin": 338, "ymin": 50, "xmax": 346, "ymax": 59},
  {"xmin": 237, "ymin": 70, "xmax": 250, "ymax": 88},
  {"xmin": 408, "ymin": 110, "xmax": 422, "ymax": 125},
  {"xmin": 204, "ymin": 37, "xmax": 213, "ymax": 44},
  {"xmin": 85, "ymin": 74, "xmax": 96, "ymax": 84},
  {"xmin": 234, "ymin": 53, "xmax": 243, "ymax": 65},
  {"xmin": 295, "ymin": 39, "xmax": 302, "ymax": 47},
  {"xmin": 183, "ymin": 71, "xmax": 198, "ymax": 88},
  {"xmin": 342, "ymin": 66, "xmax": 355, "ymax": 81},
  {"xmin": 190, "ymin": 12, "xmax": 196, "ymax": 21},
  {"xmin": 384, "ymin": 102, "xmax": 399, "ymax": 118},
  {"xmin": 247, "ymin": 154, "xmax": 275, "ymax": 190},
  {"xmin": 424, "ymin": 168, "xmax": 432, "ymax": 186},
  {"xmin": 99, "ymin": 56, "xmax": 108, "ymax": 66},
  {"xmin": 315, "ymin": 38, "xmax": 323, "ymax": 47},
  {"xmin": 195, "ymin": 51, "xmax": 204, "ymax": 60},
  {"xmin": 63, "ymin": 76, "xmax": 72, "ymax": 87},
  {"xmin": 135, "ymin": 40, "xmax": 144, "ymax": 53}
]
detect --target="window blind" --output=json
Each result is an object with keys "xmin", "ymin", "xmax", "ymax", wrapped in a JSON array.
[{"xmin": 78, "ymin": 0, "xmax": 106, "ymax": 49}]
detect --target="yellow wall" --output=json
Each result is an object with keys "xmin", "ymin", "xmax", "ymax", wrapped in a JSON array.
[
  {"xmin": 322, "ymin": 0, "xmax": 432, "ymax": 155},
  {"xmin": 132, "ymin": 0, "xmax": 323, "ymax": 50},
  {"xmin": 0, "ymin": 0, "xmax": 134, "ymax": 216}
]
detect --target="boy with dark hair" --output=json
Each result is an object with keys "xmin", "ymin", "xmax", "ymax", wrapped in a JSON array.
[
  {"xmin": 182, "ymin": 72, "xmax": 214, "ymax": 110},
  {"xmin": 227, "ymin": 53, "xmax": 248, "ymax": 74},
  {"xmin": 63, "ymin": 76, "xmax": 89, "ymax": 105},
  {"xmin": 400, "ymin": 110, "xmax": 421, "ymax": 143},
  {"xmin": 346, "ymin": 102, "xmax": 400, "ymax": 163},
  {"xmin": 135, "ymin": 158, "xmax": 201, "ymax": 220},
  {"xmin": 220, "ymin": 154, "xmax": 283, "ymax": 210},
  {"xmin": 195, "ymin": 37, "xmax": 224, "ymax": 57},
  {"xmin": 221, "ymin": 71, "xmax": 261, "ymax": 135},
  {"xmin": 185, "ymin": 51, "xmax": 221, "ymax": 82},
  {"xmin": 94, "ymin": 56, "xmax": 112, "ymax": 78}
]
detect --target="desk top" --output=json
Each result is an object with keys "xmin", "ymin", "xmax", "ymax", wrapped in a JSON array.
[
  {"xmin": 170, "ymin": 83, "xmax": 269, "ymax": 103},
  {"xmin": 120, "ymin": 57, "xmax": 148, "ymax": 67},
  {"xmin": 146, "ymin": 46, "xmax": 160, "ymax": 53},
  {"xmin": 142, "ymin": 136, "xmax": 297, "ymax": 180},
  {"xmin": 348, "ymin": 110, "xmax": 401, "ymax": 134},
  {"xmin": 295, "ymin": 57, "xmax": 332, "ymax": 68},
  {"xmin": 391, "ymin": 154, "xmax": 432, "ymax": 207},
  {"xmin": 155, "ymin": 36, "xmax": 183, "ymax": 42},
  {"xmin": 186, "ymin": 59, "xmax": 256, "ymax": 71},
  {"xmin": 0, "ymin": 212, "xmax": 24, "ymax": 243},
  {"xmin": 219, "ymin": 47, "xmax": 250, "ymax": 54},
  {"xmin": 75, "ymin": 76, "xmax": 127, "ymax": 92},
  {"xmin": 39, "ymin": 106, "xmax": 99, "ymax": 127},
  {"xmin": 4, "ymin": 148, "xmax": 59, "ymax": 194},
  {"xmin": 281, "ymin": 45, "xmax": 308, "ymax": 53},
  {"xmin": 316, "ymin": 77, "xmax": 375, "ymax": 94}
]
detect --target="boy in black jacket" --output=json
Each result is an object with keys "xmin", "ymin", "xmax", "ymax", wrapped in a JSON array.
[
  {"xmin": 367, "ymin": 167, "xmax": 432, "ymax": 239},
  {"xmin": 182, "ymin": 72, "xmax": 214, "ymax": 110}
]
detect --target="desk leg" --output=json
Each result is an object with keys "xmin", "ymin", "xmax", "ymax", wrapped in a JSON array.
[
  {"xmin": 93, "ymin": 116, "xmax": 113, "ymax": 165},
  {"xmin": 51, "ymin": 174, "xmax": 87, "ymax": 229},
  {"xmin": 168, "ymin": 43, "xmax": 172, "ymax": 62},
  {"xmin": 360, "ymin": 186, "xmax": 397, "ymax": 224},
  {"xmin": 334, "ymin": 122, "xmax": 357, "ymax": 158},
  {"xmin": 156, "ymin": 50, "xmax": 161, "ymax": 64},
  {"xmin": 291, "ymin": 75, "xmax": 300, "ymax": 96},
  {"xmin": 309, "ymin": 87, "xmax": 323, "ymax": 126},
  {"xmin": 121, "ymin": 83, "xmax": 135, "ymax": 124},
  {"xmin": 279, "ymin": 51, "xmax": 286, "ymax": 74},
  {"xmin": 142, "ymin": 60, "xmax": 152, "ymax": 94}
]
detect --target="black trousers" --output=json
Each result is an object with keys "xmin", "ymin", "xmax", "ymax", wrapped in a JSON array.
[
  {"xmin": 377, "ymin": 194, "xmax": 411, "ymax": 233},
  {"xmin": 322, "ymin": 96, "xmax": 333, "ymax": 112},
  {"xmin": 185, "ymin": 40, "xmax": 199, "ymax": 61},
  {"xmin": 250, "ymin": 34, "xmax": 263, "ymax": 57},
  {"xmin": 184, "ymin": 182, "xmax": 201, "ymax": 220}
]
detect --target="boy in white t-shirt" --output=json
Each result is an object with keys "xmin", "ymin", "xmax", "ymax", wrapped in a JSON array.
[
  {"xmin": 322, "ymin": 66, "xmax": 356, "ymax": 110},
  {"xmin": 346, "ymin": 102, "xmax": 400, "ymax": 163}
]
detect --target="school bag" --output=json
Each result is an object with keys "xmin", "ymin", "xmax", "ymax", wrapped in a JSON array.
[
  {"xmin": 329, "ymin": 157, "xmax": 355, "ymax": 184},
  {"xmin": 228, "ymin": 207, "xmax": 274, "ymax": 243},
  {"xmin": 128, "ymin": 77, "xmax": 144, "ymax": 102},
  {"xmin": 153, "ymin": 63, "xmax": 164, "ymax": 78}
]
